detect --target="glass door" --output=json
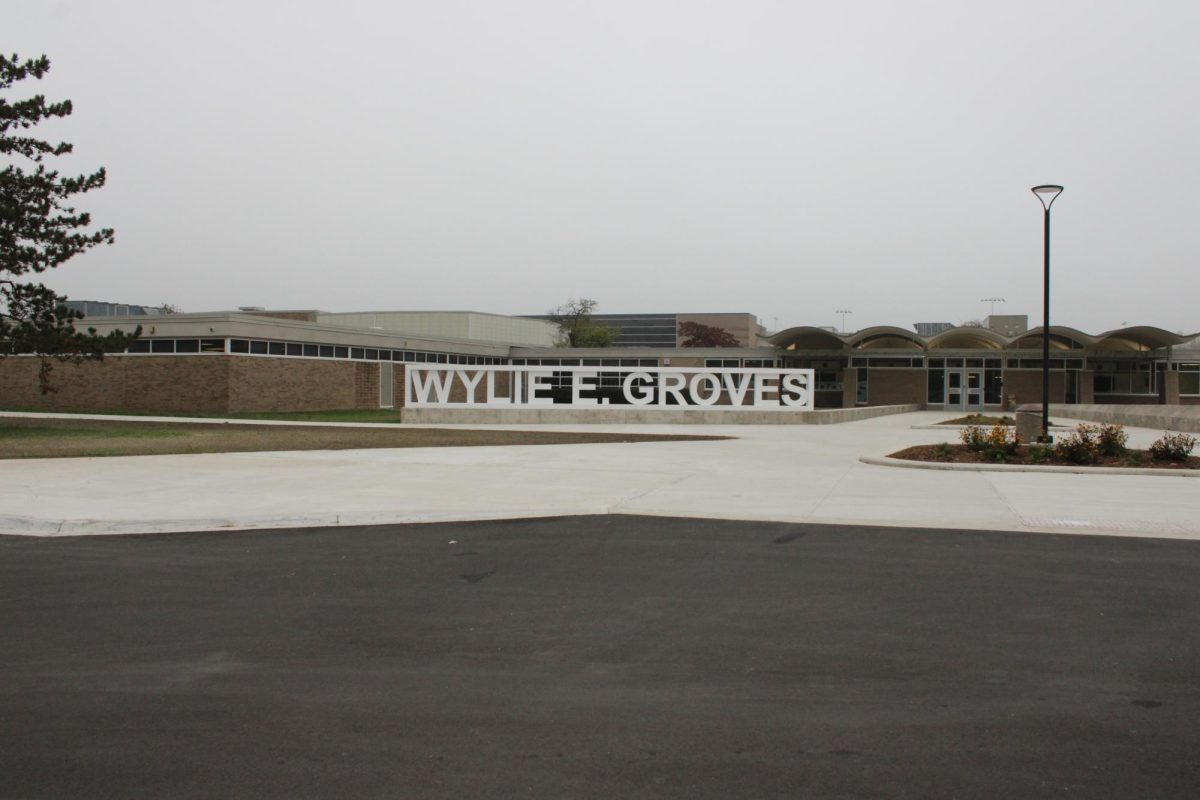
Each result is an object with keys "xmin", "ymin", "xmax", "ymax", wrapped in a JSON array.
[
  {"xmin": 966, "ymin": 370, "xmax": 984, "ymax": 410},
  {"xmin": 946, "ymin": 371, "xmax": 964, "ymax": 409}
]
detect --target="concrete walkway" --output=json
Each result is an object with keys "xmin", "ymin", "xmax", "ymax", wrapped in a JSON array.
[{"xmin": 1, "ymin": 411, "xmax": 1197, "ymax": 539}]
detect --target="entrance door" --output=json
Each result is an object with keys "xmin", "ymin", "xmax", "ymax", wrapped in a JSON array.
[
  {"xmin": 946, "ymin": 371, "xmax": 964, "ymax": 410},
  {"xmin": 946, "ymin": 370, "xmax": 985, "ymax": 411},
  {"xmin": 965, "ymin": 370, "xmax": 984, "ymax": 410}
]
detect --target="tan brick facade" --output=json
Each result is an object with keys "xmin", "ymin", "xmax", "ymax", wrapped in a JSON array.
[
  {"xmin": 864, "ymin": 368, "xmax": 925, "ymax": 405},
  {"xmin": 1001, "ymin": 369, "xmax": 1069, "ymax": 406},
  {"xmin": 0, "ymin": 355, "xmax": 386, "ymax": 414}
]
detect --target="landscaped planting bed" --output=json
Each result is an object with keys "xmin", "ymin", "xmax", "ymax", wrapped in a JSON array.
[{"xmin": 891, "ymin": 423, "xmax": 1199, "ymax": 470}]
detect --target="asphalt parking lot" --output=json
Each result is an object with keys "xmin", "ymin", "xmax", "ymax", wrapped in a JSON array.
[{"xmin": 3, "ymin": 515, "xmax": 1199, "ymax": 799}]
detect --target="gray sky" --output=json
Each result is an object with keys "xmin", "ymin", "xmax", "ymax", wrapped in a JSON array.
[{"xmin": 8, "ymin": 0, "xmax": 1199, "ymax": 334}]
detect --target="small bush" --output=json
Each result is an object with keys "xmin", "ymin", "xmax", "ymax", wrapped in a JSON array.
[
  {"xmin": 960, "ymin": 425, "xmax": 987, "ymax": 452},
  {"xmin": 934, "ymin": 442, "xmax": 952, "ymax": 461},
  {"xmin": 1054, "ymin": 424, "xmax": 1101, "ymax": 465},
  {"xmin": 1125, "ymin": 451, "xmax": 1144, "ymax": 467},
  {"xmin": 1097, "ymin": 423, "xmax": 1128, "ymax": 456},
  {"xmin": 1149, "ymin": 432, "xmax": 1197, "ymax": 462},
  {"xmin": 982, "ymin": 422, "xmax": 1021, "ymax": 463},
  {"xmin": 1028, "ymin": 444, "xmax": 1050, "ymax": 464}
]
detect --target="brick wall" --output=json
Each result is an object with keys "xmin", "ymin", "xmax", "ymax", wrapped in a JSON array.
[
  {"xmin": 228, "ymin": 357, "xmax": 369, "ymax": 412},
  {"xmin": 865, "ymin": 368, "xmax": 925, "ymax": 405},
  {"xmin": 1001, "ymin": 370, "xmax": 1068, "ymax": 406},
  {"xmin": 0, "ymin": 355, "xmax": 231, "ymax": 413},
  {"xmin": 0, "ymin": 355, "xmax": 387, "ymax": 414}
]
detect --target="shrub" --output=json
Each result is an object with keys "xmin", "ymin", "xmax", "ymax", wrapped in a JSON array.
[
  {"xmin": 1149, "ymin": 432, "xmax": 1197, "ymax": 462},
  {"xmin": 934, "ymin": 442, "xmax": 952, "ymax": 461},
  {"xmin": 1097, "ymin": 423, "xmax": 1128, "ymax": 457},
  {"xmin": 1028, "ymin": 444, "xmax": 1050, "ymax": 464},
  {"xmin": 982, "ymin": 422, "xmax": 1021, "ymax": 463},
  {"xmin": 1125, "ymin": 451, "xmax": 1144, "ymax": 467},
  {"xmin": 1054, "ymin": 424, "xmax": 1101, "ymax": 465},
  {"xmin": 960, "ymin": 425, "xmax": 987, "ymax": 452}
]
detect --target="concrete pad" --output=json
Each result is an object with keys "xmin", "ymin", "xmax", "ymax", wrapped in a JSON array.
[{"xmin": 1, "ymin": 410, "xmax": 1198, "ymax": 540}]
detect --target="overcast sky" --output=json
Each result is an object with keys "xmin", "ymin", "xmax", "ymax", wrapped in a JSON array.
[{"xmin": 8, "ymin": 0, "xmax": 1199, "ymax": 334}]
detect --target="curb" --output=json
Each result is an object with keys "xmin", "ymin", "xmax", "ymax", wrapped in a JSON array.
[
  {"xmin": 909, "ymin": 424, "xmax": 1072, "ymax": 431},
  {"xmin": 0, "ymin": 508, "xmax": 610, "ymax": 538},
  {"xmin": 859, "ymin": 454, "xmax": 1200, "ymax": 477}
]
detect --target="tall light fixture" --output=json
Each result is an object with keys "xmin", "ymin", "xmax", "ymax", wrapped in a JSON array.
[
  {"xmin": 1031, "ymin": 185, "xmax": 1063, "ymax": 443},
  {"xmin": 836, "ymin": 309, "xmax": 852, "ymax": 334}
]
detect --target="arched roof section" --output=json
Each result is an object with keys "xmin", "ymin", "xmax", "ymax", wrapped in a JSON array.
[
  {"xmin": 1093, "ymin": 326, "xmax": 1197, "ymax": 352},
  {"xmin": 846, "ymin": 326, "xmax": 925, "ymax": 351},
  {"xmin": 1009, "ymin": 326, "xmax": 1094, "ymax": 351},
  {"xmin": 767, "ymin": 326, "xmax": 848, "ymax": 351},
  {"xmin": 926, "ymin": 326, "xmax": 1007, "ymax": 350}
]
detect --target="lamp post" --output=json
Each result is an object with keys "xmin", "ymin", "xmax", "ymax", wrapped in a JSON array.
[
  {"xmin": 1031, "ymin": 185, "xmax": 1063, "ymax": 443},
  {"xmin": 836, "ymin": 309, "xmax": 852, "ymax": 334}
]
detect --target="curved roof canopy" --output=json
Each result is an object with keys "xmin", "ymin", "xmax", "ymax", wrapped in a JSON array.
[
  {"xmin": 1009, "ymin": 326, "xmax": 1093, "ymax": 350},
  {"xmin": 768, "ymin": 326, "xmax": 848, "ymax": 350},
  {"xmin": 846, "ymin": 326, "xmax": 925, "ymax": 350},
  {"xmin": 926, "ymin": 326, "xmax": 1007, "ymax": 350},
  {"xmin": 1093, "ymin": 326, "xmax": 1197, "ymax": 351}
]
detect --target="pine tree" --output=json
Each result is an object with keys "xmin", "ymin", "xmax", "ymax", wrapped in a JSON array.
[{"xmin": 1, "ymin": 53, "xmax": 139, "ymax": 393}]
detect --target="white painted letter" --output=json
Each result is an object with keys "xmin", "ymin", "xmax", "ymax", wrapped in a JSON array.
[
  {"xmin": 781, "ymin": 374, "xmax": 810, "ymax": 408},
  {"xmin": 623, "ymin": 372, "xmax": 654, "ymax": 405},
  {"xmin": 572, "ymin": 370, "xmax": 600, "ymax": 406},
  {"xmin": 722, "ymin": 371, "xmax": 751, "ymax": 406},
  {"xmin": 689, "ymin": 372, "xmax": 721, "ymax": 406},
  {"xmin": 455, "ymin": 369, "xmax": 484, "ymax": 403},
  {"xmin": 753, "ymin": 374, "xmax": 779, "ymax": 407},
  {"xmin": 411, "ymin": 368, "xmax": 453, "ymax": 404},
  {"xmin": 657, "ymin": 372, "xmax": 687, "ymax": 406},
  {"xmin": 528, "ymin": 371, "xmax": 555, "ymax": 405}
]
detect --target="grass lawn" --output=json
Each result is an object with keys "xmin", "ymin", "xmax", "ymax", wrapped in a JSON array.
[{"xmin": 0, "ymin": 417, "xmax": 726, "ymax": 459}]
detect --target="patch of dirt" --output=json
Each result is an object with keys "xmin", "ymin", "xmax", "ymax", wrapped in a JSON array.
[{"xmin": 890, "ymin": 443, "xmax": 1200, "ymax": 470}]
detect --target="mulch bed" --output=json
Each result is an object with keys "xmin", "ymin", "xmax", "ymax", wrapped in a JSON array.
[{"xmin": 890, "ymin": 443, "xmax": 1200, "ymax": 470}]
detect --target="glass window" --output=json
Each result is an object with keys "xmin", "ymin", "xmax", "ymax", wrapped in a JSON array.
[
  {"xmin": 927, "ymin": 369, "xmax": 945, "ymax": 404},
  {"xmin": 249, "ymin": 340, "xmax": 268, "ymax": 355},
  {"xmin": 364, "ymin": 349, "xmax": 378, "ymax": 360},
  {"xmin": 286, "ymin": 342, "xmax": 302, "ymax": 356},
  {"xmin": 351, "ymin": 348, "xmax": 365, "ymax": 359},
  {"xmin": 639, "ymin": 359, "xmax": 657, "ymax": 367},
  {"xmin": 128, "ymin": 340, "xmax": 150, "ymax": 353},
  {"xmin": 1180, "ymin": 371, "xmax": 1200, "ymax": 395},
  {"xmin": 985, "ymin": 370, "xmax": 1003, "ymax": 405},
  {"xmin": 268, "ymin": 342, "xmax": 285, "ymax": 355},
  {"xmin": 230, "ymin": 339, "xmax": 249, "ymax": 354},
  {"xmin": 319, "ymin": 345, "xmax": 334, "ymax": 358},
  {"xmin": 201, "ymin": 339, "xmax": 225, "ymax": 353},
  {"xmin": 335, "ymin": 346, "xmax": 348, "ymax": 359},
  {"xmin": 151, "ymin": 339, "xmax": 174, "ymax": 353},
  {"xmin": 175, "ymin": 339, "xmax": 200, "ymax": 353},
  {"xmin": 927, "ymin": 358, "xmax": 945, "ymax": 368},
  {"xmin": 303, "ymin": 344, "xmax": 318, "ymax": 357}
]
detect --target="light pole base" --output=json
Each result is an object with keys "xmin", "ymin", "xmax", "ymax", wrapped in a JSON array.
[{"xmin": 1036, "ymin": 435, "xmax": 1054, "ymax": 445}]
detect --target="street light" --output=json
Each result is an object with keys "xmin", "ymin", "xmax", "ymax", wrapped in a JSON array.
[
  {"xmin": 1031, "ymin": 184, "xmax": 1063, "ymax": 443},
  {"xmin": 980, "ymin": 297, "xmax": 1005, "ymax": 317},
  {"xmin": 836, "ymin": 310, "xmax": 852, "ymax": 334}
]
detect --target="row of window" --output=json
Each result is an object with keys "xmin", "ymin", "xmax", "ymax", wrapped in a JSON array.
[
  {"xmin": 704, "ymin": 359, "xmax": 780, "ymax": 368},
  {"xmin": 512, "ymin": 358, "xmax": 660, "ymax": 367},
  {"xmin": 125, "ymin": 338, "xmax": 504, "ymax": 365}
]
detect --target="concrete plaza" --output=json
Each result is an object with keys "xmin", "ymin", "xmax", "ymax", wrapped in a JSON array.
[{"xmin": 0, "ymin": 410, "xmax": 1197, "ymax": 538}]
